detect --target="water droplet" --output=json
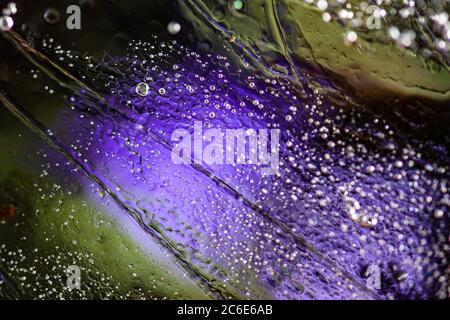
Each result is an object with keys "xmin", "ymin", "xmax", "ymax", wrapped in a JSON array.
[
  {"xmin": 434, "ymin": 209, "xmax": 444, "ymax": 219},
  {"xmin": 43, "ymin": 8, "xmax": 60, "ymax": 25},
  {"xmin": 7, "ymin": 3, "xmax": 17, "ymax": 15},
  {"xmin": 135, "ymin": 82, "xmax": 149, "ymax": 97},
  {"xmin": 167, "ymin": 21, "xmax": 181, "ymax": 35},
  {"xmin": 345, "ymin": 30, "xmax": 358, "ymax": 43},
  {"xmin": 233, "ymin": 0, "xmax": 244, "ymax": 11},
  {"xmin": 0, "ymin": 15, "xmax": 13, "ymax": 31}
]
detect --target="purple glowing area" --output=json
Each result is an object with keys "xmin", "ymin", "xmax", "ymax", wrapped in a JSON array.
[{"xmin": 52, "ymin": 39, "xmax": 449, "ymax": 300}]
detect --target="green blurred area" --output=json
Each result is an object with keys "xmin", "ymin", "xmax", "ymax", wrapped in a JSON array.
[
  {"xmin": 180, "ymin": 0, "xmax": 450, "ymax": 107},
  {"xmin": 0, "ymin": 102, "xmax": 208, "ymax": 299}
]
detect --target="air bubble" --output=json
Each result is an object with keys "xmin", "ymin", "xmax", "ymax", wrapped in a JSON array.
[
  {"xmin": 0, "ymin": 15, "xmax": 13, "ymax": 31},
  {"xmin": 43, "ymin": 8, "xmax": 60, "ymax": 25},
  {"xmin": 135, "ymin": 82, "xmax": 149, "ymax": 97},
  {"xmin": 233, "ymin": 0, "xmax": 244, "ymax": 11},
  {"xmin": 167, "ymin": 21, "xmax": 181, "ymax": 35}
]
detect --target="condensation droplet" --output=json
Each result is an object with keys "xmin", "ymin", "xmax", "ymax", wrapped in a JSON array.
[
  {"xmin": 43, "ymin": 8, "xmax": 60, "ymax": 25},
  {"xmin": 0, "ymin": 15, "xmax": 13, "ymax": 31},
  {"xmin": 7, "ymin": 2, "xmax": 17, "ymax": 15},
  {"xmin": 233, "ymin": 0, "xmax": 244, "ymax": 11},
  {"xmin": 167, "ymin": 21, "xmax": 181, "ymax": 35},
  {"xmin": 135, "ymin": 82, "xmax": 149, "ymax": 97}
]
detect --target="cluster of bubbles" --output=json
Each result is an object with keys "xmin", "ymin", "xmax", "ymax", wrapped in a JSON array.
[
  {"xmin": 0, "ymin": 2, "xmax": 17, "ymax": 31},
  {"xmin": 0, "ymin": 244, "xmax": 116, "ymax": 299},
  {"xmin": 22, "ymin": 34, "xmax": 448, "ymax": 299},
  {"xmin": 305, "ymin": 0, "xmax": 449, "ymax": 59},
  {"xmin": 0, "ymin": 2, "xmax": 66, "ymax": 29},
  {"xmin": 0, "ymin": 175, "xmax": 112, "ymax": 299},
  {"xmin": 0, "ymin": 161, "xmax": 174, "ymax": 300}
]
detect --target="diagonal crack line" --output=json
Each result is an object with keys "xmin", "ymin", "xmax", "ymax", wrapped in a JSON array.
[{"xmin": 0, "ymin": 84, "xmax": 242, "ymax": 300}]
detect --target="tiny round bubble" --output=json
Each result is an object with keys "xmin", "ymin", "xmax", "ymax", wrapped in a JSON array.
[
  {"xmin": 167, "ymin": 21, "xmax": 181, "ymax": 35},
  {"xmin": 135, "ymin": 82, "xmax": 149, "ymax": 97},
  {"xmin": 0, "ymin": 15, "xmax": 13, "ymax": 31}
]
